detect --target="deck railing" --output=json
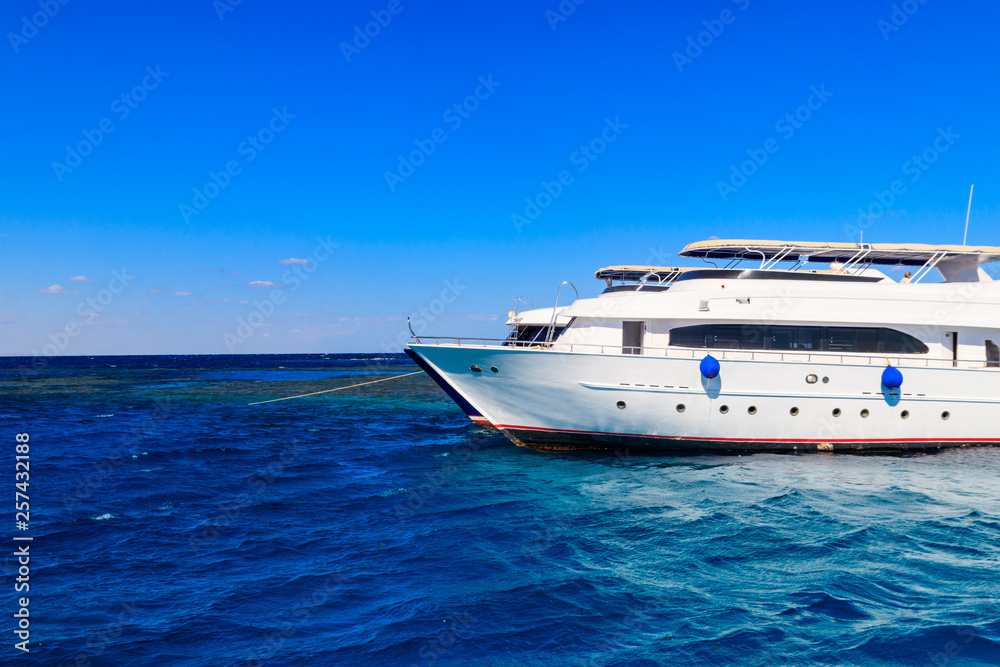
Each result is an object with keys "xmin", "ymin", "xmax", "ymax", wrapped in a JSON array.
[{"xmin": 409, "ymin": 336, "xmax": 994, "ymax": 370}]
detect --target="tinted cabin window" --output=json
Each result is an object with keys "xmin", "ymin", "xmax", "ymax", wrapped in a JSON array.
[
  {"xmin": 670, "ymin": 325, "xmax": 709, "ymax": 347},
  {"xmin": 711, "ymin": 325, "xmax": 743, "ymax": 349},
  {"xmin": 511, "ymin": 326, "xmax": 565, "ymax": 343},
  {"xmin": 515, "ymin": 326, "xmax": 546, "ymax": 342},
  {"xmin": 881, "ymin": 328, "xmax": 927, "ymax": 354},
  {"xmin": 826, "ymin": 328, "xmax": 852, "ymax": 352},
  {"xmin": 770, "ymin": 326, "xmax": 821, "ymax": 350},
  {"xmin": 828, "ymin": 327, "xmax": 879, "ymax": 353},
  {"xmin": 668, "ymin": 325, "xmax": 927, "ymax": 354},
  {"xmin": 770, "ymin": 326, "xmax": 795, "ymax": 350},
  {"xmin": 738, "ymin": 324, "xmax": 768, "ymax": 350},
  {"xmin": 882, "ymin": 328, "xmax": 927, "ymax": 355}
]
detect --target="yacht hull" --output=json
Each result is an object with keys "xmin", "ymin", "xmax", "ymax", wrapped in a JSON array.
[
  {"xmin": 408, "ymin": 343, "xmax": 1000, "ymax": 453},
  {"xmin": 404, "ymin": 348, "xmax": 493, "ymax": 428}
]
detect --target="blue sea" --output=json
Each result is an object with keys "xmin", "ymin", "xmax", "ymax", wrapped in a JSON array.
[{"xmin": 3, "ymin": 353, "xmax": 999, "ymax": 666}]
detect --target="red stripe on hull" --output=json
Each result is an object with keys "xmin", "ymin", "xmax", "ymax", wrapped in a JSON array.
[{"xmin": 494, "ymin": 423, "xmax": 1000, "ymax": 445}]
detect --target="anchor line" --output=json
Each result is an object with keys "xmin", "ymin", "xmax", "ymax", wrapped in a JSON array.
[{"xmin": 248, "ymin": 371, "xmax": 424, "ymax": 406}]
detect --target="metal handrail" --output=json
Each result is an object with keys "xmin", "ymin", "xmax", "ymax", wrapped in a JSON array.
[
  {"xmin": 760, "ymin": 245, "xmax": 795, "ymax": 270},
  {"xmin": 511, "ymin": 296, "xmax": 534, "ymax": 313},
  {"xmin": 910, "ymin": 250, "xmax": 947, "ymax": 284},
  {"xmin": 841, "ymin": 244, "xmax": 872, "ymax": 275},
  {"xmin": 545, "ymin": 281, "xmax": 579, "ymax": 344},
  {"xmin": 408, "ymin": 336, "xmax": 992, "ymax": 370},
  {"xmin": 506, "ymin": 296, "xmax": 536, "ymax": 341}
]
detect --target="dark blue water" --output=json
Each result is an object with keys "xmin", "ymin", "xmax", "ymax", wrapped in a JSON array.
[{"xmin": 3, "ymin": 354, "xmax": 999, "ymax": 666}]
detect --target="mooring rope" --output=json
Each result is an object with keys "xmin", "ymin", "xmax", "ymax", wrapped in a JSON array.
[{"xmin": 248, "ymin": 371, "xmax": 425, "ymax": 406}]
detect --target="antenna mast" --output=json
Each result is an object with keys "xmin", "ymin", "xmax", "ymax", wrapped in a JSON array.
[{"xmin": 962, "ymin": 184, "xmax": 974, "ymax": 245}]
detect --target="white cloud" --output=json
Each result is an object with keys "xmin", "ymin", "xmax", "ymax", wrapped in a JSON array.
[
  {"xmin": 247, "ymin": 280, "xmax": 284, "ymax": 288},
  {"xmin": 188, "ymin": 299, "xmax": 232, "ymax": 306},
  {"xmin": 69, "ymin": 275, "xmax": 90, "ymax": 282},
  {"xmin": 38, "ymin": 284, "xmax": 76, "ymax": 294},
  {"xmin": 278, "ymin": 258, "xmax": 313, "ymax": 266},
  {"xmin": 336, "ymin": 315, "xmax": 403, "ymax": 325},
  {"xmin": 150, "ymin": 289, "xmax": 195, "ymax": 296}
]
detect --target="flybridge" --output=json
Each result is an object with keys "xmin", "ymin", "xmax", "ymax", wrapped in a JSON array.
[{"xmin": 679, "ymin": 239, "xmax": 1000, "ymax": 283}]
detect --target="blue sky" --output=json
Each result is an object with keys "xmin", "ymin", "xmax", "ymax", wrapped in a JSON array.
[{"xmin": 2, "ymin": 0, "xmax": 998, "ymax": 355}]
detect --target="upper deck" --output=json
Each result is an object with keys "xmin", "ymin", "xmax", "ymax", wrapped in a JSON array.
[
  {"xmin": 411, "ymin": 238, "xmax": 1000, "ymax": 369},
  {"xmin": 679, "ymin": 239, "xmax": 1000, "ymax": 283}
]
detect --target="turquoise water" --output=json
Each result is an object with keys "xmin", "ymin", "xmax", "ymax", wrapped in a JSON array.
[{"xmin": 3, "ymin": 354, "xmax": 999, "ymax": 665}]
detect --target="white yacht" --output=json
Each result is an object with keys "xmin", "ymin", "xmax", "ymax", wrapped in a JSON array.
[{"xmin": 406, "ymin": 239, "xmax": 1000, "ymax": 453}]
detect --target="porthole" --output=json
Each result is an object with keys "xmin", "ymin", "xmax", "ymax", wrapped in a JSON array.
[
  {"xmin": 719, "ymin": 405, "xmax": 729, "ymax": 414},
  {"xmin": 616, "ymin": 401, "xmax": 626, "ymax": 410},
  {"xmin": 901, "ymin": 410, "xmax": 910, "ymax": 419},
  {"xmin": 748, "ymin": 406, "xmax": 757, "ymax": 415},
  {"xmin": 490, "ymin": 366, "xmax": 499, "ymax": 373},
  {"xmin": 805, "ymin": 374, "xmax": 818, "ymax": 384},
  {"xmin": 470, "ymin": 365, "xmax": 482, "ymax": 373},
  {"xmin": 790, "ymin": 407, "xmax": 799, "ymax": 416},
  {"xmin": 676, "ymin": 404, "xmax": 686, "ymax": 413},
  {"xmin": 942, "ymin": 411, "xmax": 950, "ymax": 420},
  {"xmin": 832, "ymin": 408, "xmax": 841, "ymax": 417},
  {"xmin": 860, "ymin": 409, "xmax": 870, "ymax": 418}
]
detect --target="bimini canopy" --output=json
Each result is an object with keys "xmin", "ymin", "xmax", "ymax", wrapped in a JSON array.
[{"xmin": 680, "ymin": 239, "xmax": 1000, "ymax": 267}]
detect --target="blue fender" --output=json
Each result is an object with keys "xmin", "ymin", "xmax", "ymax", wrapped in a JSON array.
[
  {"xmin": 700, "ymin": 355, "xmax": 720, "ymax": 379},
  {"xmin": 881, "ymin": 365, "xmax": 903, "ymax": 389}
]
